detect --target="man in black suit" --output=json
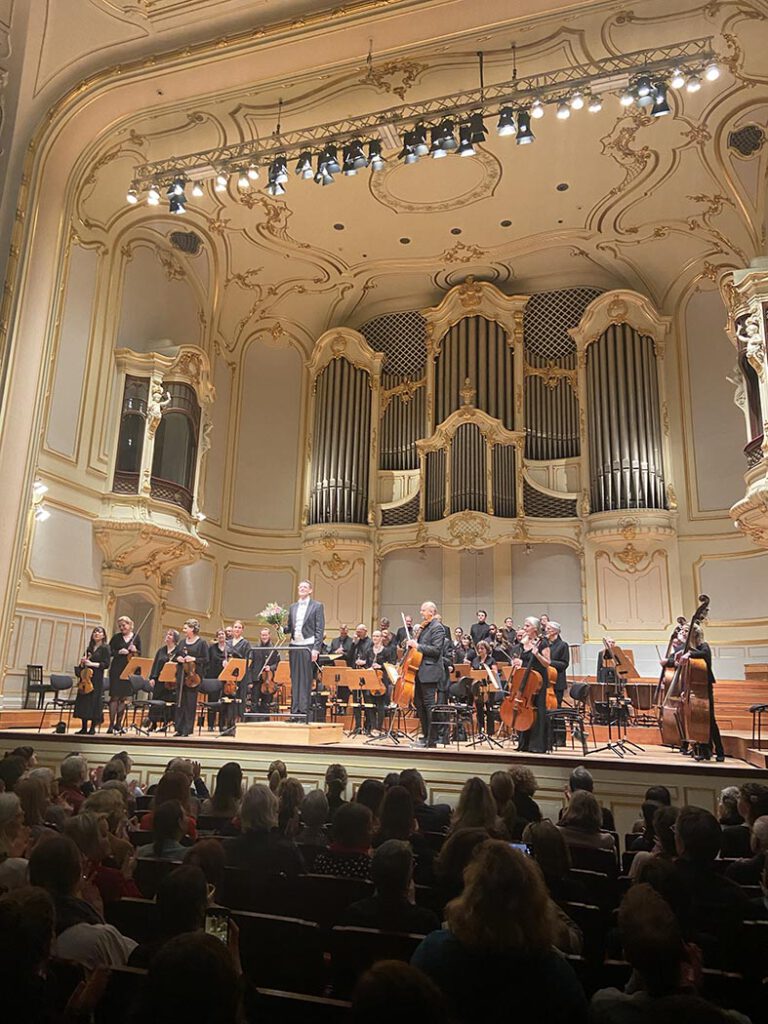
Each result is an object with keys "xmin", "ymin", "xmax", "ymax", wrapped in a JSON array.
[
  {"xmin": 328, "ymin": 624, "xmax": 353, "ymax": 660},
  {"xmin": 546, "ymin": 621, "xmax": 571, "ymax": 707},
  {"xmin": 407, "ymin": 601, "xmax": 448, "ymax": 747},
  {"xmin": 286, "ymin": 580, "xmax": 325, "ymax": 720},
  {"xmin": 395, "ymin": 614, "xmax": 414, "ymax": 648},
  {"xmin": 469, "ymin": 610, "xmax": 491, "ymax": 646}
]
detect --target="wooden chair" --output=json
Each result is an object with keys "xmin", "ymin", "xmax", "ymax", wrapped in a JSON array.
[
  {"xmin": 329, "ymin": 926, "xmax": 427, "ymax": 998},
  {"xmin": 568, "ymin": 844, "xmax": 618, "ymax": 877},
  {"xmin": 93, "ymin": 965, "xmax": 147, "ymax": 1024},
  {"xmin": 234, "ymin": 911, "xmax": 326, "ymax": 994},
  {"xmin": 24, "ymin": 664, "xmax": 52, "ymax": 709},
  {"xmin": 621, "ymin": 850, "xmax": 638, "ymax": 875},
  {"xmin": 293, "ymin": 874, "xmax": 374, "ymax": 929},
  {"xmin": 559, "ymin": 902, "xmax": 606, "ymax": 964},
  {"xmin": 420, "ymin": 831, "xmax": 447, "ymax": 853},
  {"xmin": 247, "ymin": 987, "xmax": 352, "ymax": 1024},
  {"xmin": 568, "ymin": 868, "xmax": 617, "ymax": 910},
  {"xmin": 133, "ymin": 856, "xmax": 180, "ymax": 898},
  {"xmin": 623, "ymin": 832, "xmax": 643, "ymax": 851},
  {"xmin": 105, "ymin": 897, "xmax": 159, "ymax": 944},
  {"xmin": 219, "ymin": 866, "xmax": 297, "ymax": 914},
  {"xmin": 196, "ymin": 814, "xmax": 235, "ymax": 834}
]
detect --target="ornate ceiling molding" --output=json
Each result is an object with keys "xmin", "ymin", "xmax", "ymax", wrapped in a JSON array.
[
  {"xmin": 415, "ymin": 404, "xmax": 523, "ymax": 454},
  {"xmin": 115, "ymin": 344, "xmax": 215, "ymax": 407},
  {"xmin": 569, "ymin": 288, "xmax": 672, "ymax": 354}
]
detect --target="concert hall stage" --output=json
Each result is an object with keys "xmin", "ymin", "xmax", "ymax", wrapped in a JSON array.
[{"xmin": 1, "ymin": 708, "xmax": 764, "ymax": 841}]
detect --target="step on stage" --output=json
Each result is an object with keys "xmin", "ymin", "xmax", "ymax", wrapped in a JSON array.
[{"xmin": 0, "ymin": 709, "xmax": 764, "ymax": 840}]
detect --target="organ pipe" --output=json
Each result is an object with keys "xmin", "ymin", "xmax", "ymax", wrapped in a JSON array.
[
  {"xmin": 434, "ymin": 316, "xmax": 513, "ymax": 428},
  {"xmin": 308, "ymin": 357, "xmax": 372, "ymax": 524},
  {"xmin": 379, "ymin": 385, "xmax": 424, "ymax": 470},
  {"xmin": 587, "ymin": 325, "xmax": 666, "ymax": 512}
]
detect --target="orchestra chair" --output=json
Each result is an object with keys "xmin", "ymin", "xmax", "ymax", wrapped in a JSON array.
[
  {"xmin": 624, "ymin": 832, "xmax": 643, "ymax": 851},
  {"xmin": 195, "ymin": 677, "xmax": 226, "ymax": 734},
  {"xmin": 24, "ymin": 664, "xmax": 52, "ymax": 709},
  {"xmin": 621, "ymin": 850, "xmax": 638, "ymax": 875},
  {"xmin": 329, "ymin": 926, "xmax": 428, "ymax": 998},
  {"xmin": 426, "ymin": 704, "xmax": 460, "ymax": 750},
  {"xmin": 37, "ymin": 674, "xmax": 76, "ymax": 733},
  {"xmin": 594, "ymin": 959, "xmax": 632, "ymax": 996},
  {"xmin": 295, "ymin": 843, "xmax": 324, "ymax": 872},
  {"xmin": 47, "ymin": 957, "xmax": 86, "ymax": 1009},
  {"xmin": 126, "ymin": 674, "xmax": 153, "ymax": 733},
  {"xmin": 700, "ymin": 969, "xmax": 757, "ymax": 1018},
  {"xmin": 293, "ymin": 874, "xmax": 374, "ymax": 930},
  {"xmin": 720, "ymin": 825, "xmax": 753, "ymax": 859},
  {"xmin": 133, "ymin": 856, "xmax": 180, "ymax": 899},
  {"xmin": 558, "ymin": 902, "xmax": 606, "ymax": 965},
  {"xmin": 749, "ymin": 702, "xmax": 768, "ymax": 747},
  {"xmin": 545, "ymin": 707, "xmax": 589, "ymax": 756},
  {"xmin": 93, "ymin": 965, "xmax": 147, "ymax": 1024},
  {"xmin": 419, "ymin": 831, "xmax": 448, "ymax": 853},
  {"xmin": 105, "ymin": 897, "xmax": 158, "ymax": 944},
  {"xmin": 134, "ymin": 794, "xmax": 153, "ymax": 812},
  {"xmin": 738, "ymin": 920, "xmax": 768, "ymax": 982},
  {"xmin": 248, "ymin": 988, "xmax": 352, "ymax": 1024},
  {"xmin": 233, "ymin": 911, "xmax": 325, "ymax": 994},
  {"xmin": 563, "ymin": 955, "xmax": 593, "ymax": 997}
]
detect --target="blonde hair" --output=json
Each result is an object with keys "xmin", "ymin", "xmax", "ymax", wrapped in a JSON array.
[
  {"xmin": 117, "ymin": 616, "xmax": 134, "ymax": 628},
  {"xmin": 183, "ymin": 619, "xmax": 200, "ymax": 634},
  {"xmin": 451, "ymin": 777, "xmax": 498, "ymax": 833},
  {"xmin": 446, "ymin": 840, "xmax": 554, "ymax": 953}
]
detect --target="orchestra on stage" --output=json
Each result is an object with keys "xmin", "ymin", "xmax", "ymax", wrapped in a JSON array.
[{"xmin": 73, "ymin": 583, "xmax": 725, "ymax": 761}]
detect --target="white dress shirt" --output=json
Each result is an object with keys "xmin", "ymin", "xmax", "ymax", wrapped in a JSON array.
[{"xmin": 292, "ymin": 597, "xmax": 314, "ymax": 645}]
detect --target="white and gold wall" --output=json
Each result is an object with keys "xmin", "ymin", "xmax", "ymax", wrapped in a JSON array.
[{"xmin": 1, "ymin": 0, "xmax": 768, "ymax": 703}]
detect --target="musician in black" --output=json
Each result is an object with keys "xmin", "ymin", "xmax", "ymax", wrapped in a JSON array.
[
  {"xmin": 681, "ymin": 623, "xmax": 725, "ymax": 762},
  {"xmin": 74, "ymin": 626, "xmax": 110, "ymax": 735},
  {"xmin": 328, "ymin": 624, "xmax": 353, "ymax": 659},
  {"xmin": 395, "ymin": 615, "xmax": 414, "ymax": 648},
  {"xmin": 509, "ymin": 616, "xmax": 551, "ymax": 753},
  {"xmin": 471, "ymin": 640, "xmax": 503, "ymax": 737},
  {"xmin": 349, "ymin": 623, "xmax": 374, "ymax": 733},
  {"xmin": 175, "ymin": 618, "xmax": 206, "ymax": 737},
  {"xmin": 469, "ymin": 610, "xmax": 491, "ymax": 646},
  {"xmin": 147, "ymin": 628, "xmax": 180, "ymax": 732},
  {"xmin": 205, "ymin": 628, "xmax": 229, "ymax": 731},
  {"xmin": 251, "ymin": 627, "xmax": 281, "ymax": 716},
  {"xmin": 545, "ymin": 622, "xmax": 570, "ymax": 708},
  {"xmin": 107, "ymin": 615, "xmax": 141, "ymax": 735},
  {"xmin": 228, "ymin": 619, "xmax": 251, "ymax": 716},
  {"xmin": 370, "ymin": 628, "xmax": 397, "ymax": 731},
  {"xmin": 409, "ymin": 601, "xmax": 448, "ymax": 747}
]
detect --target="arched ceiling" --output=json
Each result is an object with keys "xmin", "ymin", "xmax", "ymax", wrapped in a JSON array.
[{"xmin": 45, "ymin": 0, "xmax": 768, "ymax": 357}]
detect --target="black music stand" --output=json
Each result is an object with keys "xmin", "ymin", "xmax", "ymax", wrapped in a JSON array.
[{"xmin": 587, "ymin": 682, "xmax": 644, "ymax": 759}]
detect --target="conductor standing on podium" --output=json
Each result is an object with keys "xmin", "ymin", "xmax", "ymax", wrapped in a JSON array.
[{"xmin": 286, "ymin": 580, "xmax": 325, "ymax": 721}]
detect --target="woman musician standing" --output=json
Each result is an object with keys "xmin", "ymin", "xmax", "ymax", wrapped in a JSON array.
[
  {"xmin": 510, "ymin": 616, "xmax": 551, "ymax": 753},
  {"xmin": 678, "ymin": 622, "xmax": 725, "ymax": 763},
  {"xmin": 107, "ymin": 615, "xmax": 142, "ymax": 734},
  {"xmin": 74, "ymin": 626, "xmax": 110, "ymax": 735},
  {"xmin": 471, "ymin": 640, "xmax": 504, "ymax": 737},
  {"xmin": 147, "ymin": 628, "xmax": 180, "ymax": 733},
  {"xmin": 175, "ymin": 618, "xmax": 206, "ymax": 737}
]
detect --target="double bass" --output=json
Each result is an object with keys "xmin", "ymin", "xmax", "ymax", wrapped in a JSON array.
[
  {"xmin": 658, "ymin": 596, "xmax": 708, "ymax": 747},
  {"xmin": 392, "ymin": 612, "xmax": 421, "ymax": 708},
  {"xmin": 678, "ymin": 596, "xmax": 712, "ymax": 746},
  {"xmin": 654, "ymin": 616, "xmax": 687, "ymax": 706}
]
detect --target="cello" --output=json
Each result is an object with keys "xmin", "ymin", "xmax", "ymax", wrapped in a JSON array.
[
  {"xmin": 499, "ymin": 637, "xmax": 548, "ymax": 733},
  {"xmin": 678, "ymin": 595, "xmax": 712, "ymax": 747},
  {"xmin": 658, "ymin": 596, "xmax": 708, "ymax": 747},
  {"xmin": 392, "ymin": 612, "xmax": 421, "ymax": 708}
]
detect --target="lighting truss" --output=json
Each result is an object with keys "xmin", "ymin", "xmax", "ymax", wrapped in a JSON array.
[{"xmin": 129, "ymin": 38, "xmax": 716, "ymax": 195}]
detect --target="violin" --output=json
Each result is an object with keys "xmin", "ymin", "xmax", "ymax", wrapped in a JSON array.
[
  {"xmin": 182, "ymin": 660, "xmax": 201, "ymax": 689},
  {"xmin": 78, "ymin": 656, "xmax": 94, "ymax": 695}
]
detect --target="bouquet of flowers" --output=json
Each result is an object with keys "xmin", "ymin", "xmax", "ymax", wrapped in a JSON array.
[{"xmin": 259, "ymin": 602, "xmax": 288, "ymax": 640}]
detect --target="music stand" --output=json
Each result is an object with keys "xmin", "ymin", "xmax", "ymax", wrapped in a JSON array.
[
  {"xmin": 465, "ymin": 669, "xmax": 504, "ymax": 749},
  {"xmin": 366, "ymin": 663, "xmax": 414, "ymax": 747},
  {"xmin": 345, "ymin": 668, "xmax": 385, "ymax": 737},
  {"xmin": 120, "ymin": 657, "xmax": 153, "ymax": 680},
  {"xmin": 215, "ymin": 658, "xmax": 248, "ymax": 736}
]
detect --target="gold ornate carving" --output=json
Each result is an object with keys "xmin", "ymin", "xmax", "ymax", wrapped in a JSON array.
[
  {"xmin": 459, "ymin": 377, "xmax": 476, "ymax": 407},
  {"xmin": 440, "ymin": 242, "xmax": 489, "ymax": 265},
  {"xmin": 416, "ymin": 405, "xmax": 523, "ymax": 454},
  {"xmin": 615, "ymin": 543, "xmax": 645, "ymax": 569},
  {"xmin": 569, "ymin": 290, "xmax": 672, "ymax": 352},
  {"xmin": 380, "ymin": 378, "xmax": 425, "ymax": 414},
  {"xmin": 524, "ymin": 360, "xmax": 578, "ymax": 392},
  {"xmin": 447, "ymin": 510, "xmax": 490, "ymax": 548},
  {"xmin": 618, "ymin": 517, "xmax": 639, "ymax": 541},
  {"xmin": 322, "ymin": 551, "xmax": 351, "ymax": 578},
  {"xmin": 369, "ymin": 150, "xmax": 501, "ymax": 215},
  {"xmin": 422, "ymin": 279, "xmax": 528, "ymax": 358},
  {"xmin": 360, "ymin": 59, "xmax": 428, "ymax": 100},
  {"xmin": 308, "ymin": 327, "xmax": 384, "ymax": 381}
]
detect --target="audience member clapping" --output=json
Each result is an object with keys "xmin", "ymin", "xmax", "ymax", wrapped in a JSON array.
[
  {"xmin": 58, "ymin": 754, "xmax": 89, "ymax": 814},
  {"xmin": 557, "ymin": 791, "xmax": 616, "ymax": 852},
  {"xmin": 0, "ymin": 791, "xmax": 30, "ymax": 891},
  {"xmin": 136, "ymin": 799, "xmax": 189, "ymax": 861},
  {"xmin": 226, "ymin": 784, "xmax": 304, "ymax": 876},
  {"xmin": 63, "ymin": 810, "xmax": 139, "ymax": 904},
  {"xmin": 140, "ymin": 770, "xmax": 198, "ymax": 839}
]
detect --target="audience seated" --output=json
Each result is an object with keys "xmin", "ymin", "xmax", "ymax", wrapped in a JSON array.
[
  {"xmin": 0, "ymin": 887, "xmax": 61, "ymax": 1022},
  {"xmin": 629, "ymin": 800, "xmax": 662, "ymax": 853},
  {"xmin": 27, "ymin": 766, "xmax": 70, "ymax": 830},
  {"xmin": 139, "ymin": 771, "xmax": 198, "ymax": 839},
  {"xmin": 352, "ymin": 960, "xmax": 450, "ymax": 1024},
  {"xmin": 412, "ymin": 840, "xmax": 588, "ymax": 1023},
  {"xmin": 136, "ymin": 800, "xmax": 189, "ymax": 861},
  {"xmin": 58, "ymin": 754, "xmax": 89, "ymax": 814},
  {"xmin": 199, "ymin": 761, "xmax": 242, "ymax": 819},
  {"xmin": 28, "ymin": 836, "xmax": 136, "ymax": 967},
  {"xmin": 449, "ymin": 776, "xmax": 504, "ymax": 835},
  {"xmin": 63, "ymin": 811, "xmax": 140, "ymax": 904},
  {"xmin": 128, "ymin": 864, "xmax": 208, "ymax": 968},
  {"xmin": 134, "ymin": 931, "xmax": 243, "ymax": 1024},
  {"xmin": 507, "ymin": 765, "xmax": 542, "ymax": 826},
  {"xmin": 523, "ymin": 819, "xmax": 587, "ymax": 903},
  {"xmin": 298, "ymin": 789, "xmax": 330, "ymax": 847},
  {"xmin": 725, "ymin": 814, "xmax": 767, "ymax": 886},
  {"xmin": 277, "ymin": 777, "xmax": 305, "ymax": 839},
  {"xmin": 490, "ymin": 769, "xmax": 525, "ymax": 839},
  {"xmin": 267, "ymin": 758, "xmax": 287, "ymax": 792},
  {"xmin": 0, "ymin": 792, "xmax": 30, "ymax": 891},
  {"xmin": 325, "ymin": 763, "xmax": 349, "ymax": 818},
  {"xmin": 630, "ymin": 785, "xmax": 672, "ymax": 833},
  {"xmin": 0, "ymin": 754, "xmax": 28, "ymax": 795},
  {"xmin": 718, "ymin": 785, "xmax": 745, "ymax": 827},
  {"xmin": 399, "ymin": 769, "xmax": 451, "ymax": 834},
  {"xmin": 83, "ymin": 787, "xmax": 133, "ymax": 869},
  {"xmin": 15, "ymin": 776, "xmax": 59, "ymax": 844},
  {"xmin": 628, "ymin": 805, "xmax": 679, "ymax": 881},
  {"xmin": 315, "ymin": 803, "xmax": 373, "ymax": 879},
  {"xmin": 433, "ymin": 827, "xmax": 490, "ymax": 906},
  {"xmin": 183, "ymin": 837, "xmax": 226, "ymax": 897},
  {"xmin": 341, "ymin": 840, "xmax": 440, "ymax": 933},
  {"xmin": 563, "ymin": 766, "xmax": 616, "ymax": 832},
  {"xmin": 556, "ymin": 791, "xmax": 616, "ymax": 852},
  {"xmin": 355, "ymin": 778, "xmax": 386, "ymax": 829},
  {"xmin": 225, "ymin": 783, "xmax": 304, "ymax": 875},
  {"xmin": 373, "ymin": 785, "xmax": 435, "ymax": 883}
]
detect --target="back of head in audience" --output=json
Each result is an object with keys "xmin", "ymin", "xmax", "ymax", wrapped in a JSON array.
[
  {"xmin": 15, "ymin": 776, "xmax": 49, "ymax": 829},
  {"xmin": 156, "ymin": 865, "xmax": 208, "ymax": 937},
  {"xmin": 325, "ymin": 763, "xmax": 348, "ymax": 798},
  {"xmin": 139, "ymin": 932, "xmax": 241, "ymax": 1024},
  {"xmin": 523, "ymin": 819, "xmax": 571, "ymax": 880},
  {"xmin": 446, "ymin": 840, "xmax": 553, "ymax": 954},
  {"xmin": 635, "ymin": 857, "xmax": 693, "ymax": 931},
  {"xmin": 619, "ymin": 884, "xmax": 687, "ymax": 997},
  {"xmin": 10, "ymin": 746, "xmax": 36, "ymax": 769},
  {"xmin": 240, "ymin": 784, "xmax": 278, "ymax": 833},
  {"xmin": 59, "ymin": 754, "xmax": 87, "ymax": 787},
  {"xmin": 675, "ymin": 806, "xmax": 721, "ymax": 865},
  {"xmin": 738, "ymin": 782, "xmax": 768, "ymax": 826},
  {"xmin": 645, "ymin": 785, "xmax": 672, "ymax": 807},
  {"xmin": 211, "ymin": 762, "xmax": 243, "ymax": 813},
  {"xmin": 154, "ymin": 770, "xmax": 192, "ymax": 813},
  {"xmin": 84, "ymin": 787, "xmax": 126, "ymax": 833},
  {"xmin": 355, "ymin": 779, "xmax": 386, "ymax": 821},
  {"xmin": 507, "ymin": 765, "xmax": 537, "ymax": 798},
  {"xmin": 63, "ymin": 811, "xmax": 110, "ymax": 863},
  {"xmin": 568, "ymin": 766, "xmax": 594, "ymax": 794},
  {"xmin": 452, "ymin": 777, "xmax": 497, "ymax": 832},
  {"xmin": 0, "ymin": 755, "xmax": 27, "ymax": 793},
  {"xmin": 560, "ymin": 790, "xmax": 602, "ymax": 834},
  {"xmin": 434, "ymin": 827, "xmax": 490, "ymax": 889},
  {"xmin": 751, "ymin": 815, "xmax": 768, "ymax": 854},
  {"xmin": 379, "ymin": 785, "xmax": 415, "ymax": 841},
  {"xmin": 28, "ymin": 835, "xmax": 81, "ymax": 898},
  {"xmin": 183, "ymin": 838, "xmax": 226, "ymax": 891},
  {"xmin": 654, "ymin": 805, "xmax": 680, "ymax": 858},
  {"xmin": 718, "ymin": 785, "xmax": 743, "ymax": 825},
  {"xmin": 370, "ymin": 839, "xmax": 413, "ymax": 897},
  {"xmin": 0, "ymin": 792, "xmax": 26, "ymax": 856},
  {"xmin": 332, "ymin": 801, "xmax": 373, "ymax": 850},
  {"xmin": 489, "ymin": 770, "xmax": 515, "ymax": 814},
  {"xmin": 101, "ymin": 758, "xmax": 127, "ymax": 783},
  {"xmin": 153, "ymin": 799, "xmax": 186, "ymax": 855},
  {"xmin": 398, "ymin": 768, "xmax": 427, "ymax": 806},
  {"xmin": 301, "ymin": 789, "xmax": 329, "ymax": 830},
  {"xmin": 352, "ymin": 960, "xmax": 448, "ymax": 1024},
  {"xmin": 383, "ymin": 772, "xmax": 401, "ymax": 789},
  {"xmin": 267, "ymin": 759, "xmax": 287, "ymax": 792},
  {"xmin": 0, "ymin": 887, "xmax": 54, "ymax": 978}
]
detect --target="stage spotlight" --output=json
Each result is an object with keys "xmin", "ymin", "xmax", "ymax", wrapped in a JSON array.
[
  {"xmin": 342, "ymin": 145, "xmax": 358, "ymax": 175},
  {"xmin": 438, "ymin": 118, "xmax": 457, "ymax": 151},
  {"xmin": 620, "ymin": 87, "xmax": 635, "ymax": 107},
  {"xmin": 247, "ymin": 164, "xmax": 260, "ymax": 180},
  {"xmin": 314, "ymin": 154, "xmax": 334, "ymax": 185},
  {"xmin": 686, "ymin": 73, "xmax": 702, "ymax": 92},
  {"xmin": 272, "ymin": 156, "xmax": 288, "ymax": 184},
  {"xmin": 322, "ymin": 145, "xmax": 341, "ymax": 174},
  {"xmin": 652, "ymin": 83, "xmax": 670, "ymax": 116},
  {"xmin": 147, "ymin": 187, "xmax": 160, "ymax": 206},
  {"xmin": 496, "ymin": 107, "xmax": 516, "ymax": 136},
  {"xmin": 516, "ymin": 110, "xmax": 534, "ymax": 144},
  {"xmin": 636, "ymin": 75, "xmax": 652, "ymax": 98},
  {"xmin": 348, "ymin": 138, "xmax": 368, "ymax": 169},
  {"xmin": 214, "ymin": 172, "xmax": 228, "ymax": 192},
  {"xmin": 570, "ymin": 91, "xmax": 585, "ymax": 110},
  {"xmin": 295, "ymin": 152, "xmax": 314, "ymax": 179},
  {"xmin": 469, "ymin": 111, "xmax": 487, "ymax": 142},
  {"xmin": 531, "ymin": 99, "xmax": 545, "ymax": 119},
  {"xmin": 556, "ymin": 100, "xmax": 571, "ymax": 120},
  {"xmin": 126, "ymin": 188, "xmax": 139, "ymax": 205},
  {"xmin": 237, "ymin": 169, "xmax": 250, "ymax": 189},
  {"xmin": 266, "ymin": 179, "xmax": 286, "ymax": 196},
  {"xmin": 457, "ymin": 123, "xmax": 476, "ymax": 157},
  {"xmin": 705, "ymin": 61, "xmax": 720, "ymax": 81},
  {"xmin": 413, "ymin": 124, "xmax": 429, "ymax": 156},
  {"xmin": 587, "ymin": 93, "xmax": 602, "ymax": 113},
  {"xmin": 169, "ymin": 193, "xmax": 186, "ymax": 214},
  {"xmin": 191, "ymin": 182, "xmax": 204, "ymax": 197},
  {"xmin": 670, "ymin": 67, "xmax": 685, "ymax": 89},
  {"xmin": 367, "ymin": 140, "xmax": 386, "ymax": 170},
  {"xmin": 399, "ymin": 131, "xmax": 419, "ymax": 164},
  {"xmin": 429, "ymin": 126, "xmax": 447, "ymax": 158}
]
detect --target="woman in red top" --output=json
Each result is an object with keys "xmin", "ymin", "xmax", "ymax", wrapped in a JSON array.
[
  {"xmin": 63, "ymin": 810, "xmax": 140, "ymax": 906},
  {"xmin": 139, "ymin": 770, "xmax": 198, "ymax": 840}
]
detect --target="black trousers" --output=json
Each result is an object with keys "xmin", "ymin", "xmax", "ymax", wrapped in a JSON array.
[
  {"xmin": 289, "ymin": 646, "xmax": 313, "ymax": 719},
  {"xmin": 175, "ymin": 686, "xmax": 197, "ymax": 736},
  {"xmin": 415, "ymin": 679, "xmax": 437, "ymax": 737}
]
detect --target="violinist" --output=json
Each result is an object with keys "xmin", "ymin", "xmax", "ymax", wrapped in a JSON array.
[
  {"xmin": 328, "ymin": 624, "xmax": 353, "ymax": 659},
  {"xmin": 228, "ymin": 620, "xmax": 252, "ymax": 710},
  {"xmin": 452, "ymin": 627, "xmax": 466, "ymax": 662},
  {"xmin": 501, "ymin": 617, "xmax": 517, "ymax": 647},
  {"xmin": 107, "ymin": 615, "xmax": 142, "ymax": 735},
  {"xmin": 175, "ymin": 619, "xmax": 206, "ymax": 737},
  {"xmin": 74, "ymin": 626, "xmax": 110, "ymax": 735},
  {"xmin": 678, "ymin": 622, "xmax": 725, "ymax": 762},
  {"xmin": 545, "ymin": 622, "xmax": 570, "ymax": 708},
  {"xmin": 349, "ymin": 624, "xmax": 374, "ymax": 733},
  {"xmin": 395, "ymin": 615, "xmax": 414, "ymax": 649},
  {"xmin": 147, "ymin": 628, "xmax": 180, "ymax": 732},
  {"xmin": 510, "ymin": 616, "xmax": 551, "ymax": 753},
  {"xmin": 370, "ymin": 628, "xmax": 397, "ymax": 731},
  {"xmin": 251, "ymin": 627, "xmax": 281, "ymax": 715},
  {"xmin": 471, "ymin": 640, "xmax": 503, "ymax": 737},
  {"xmin": 408, "ymin": 601, "xmax": 448, "ymax": 748},
  {"xmin": 206, "ymin": 628, "xmax": 229, "ymax": 731}
]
